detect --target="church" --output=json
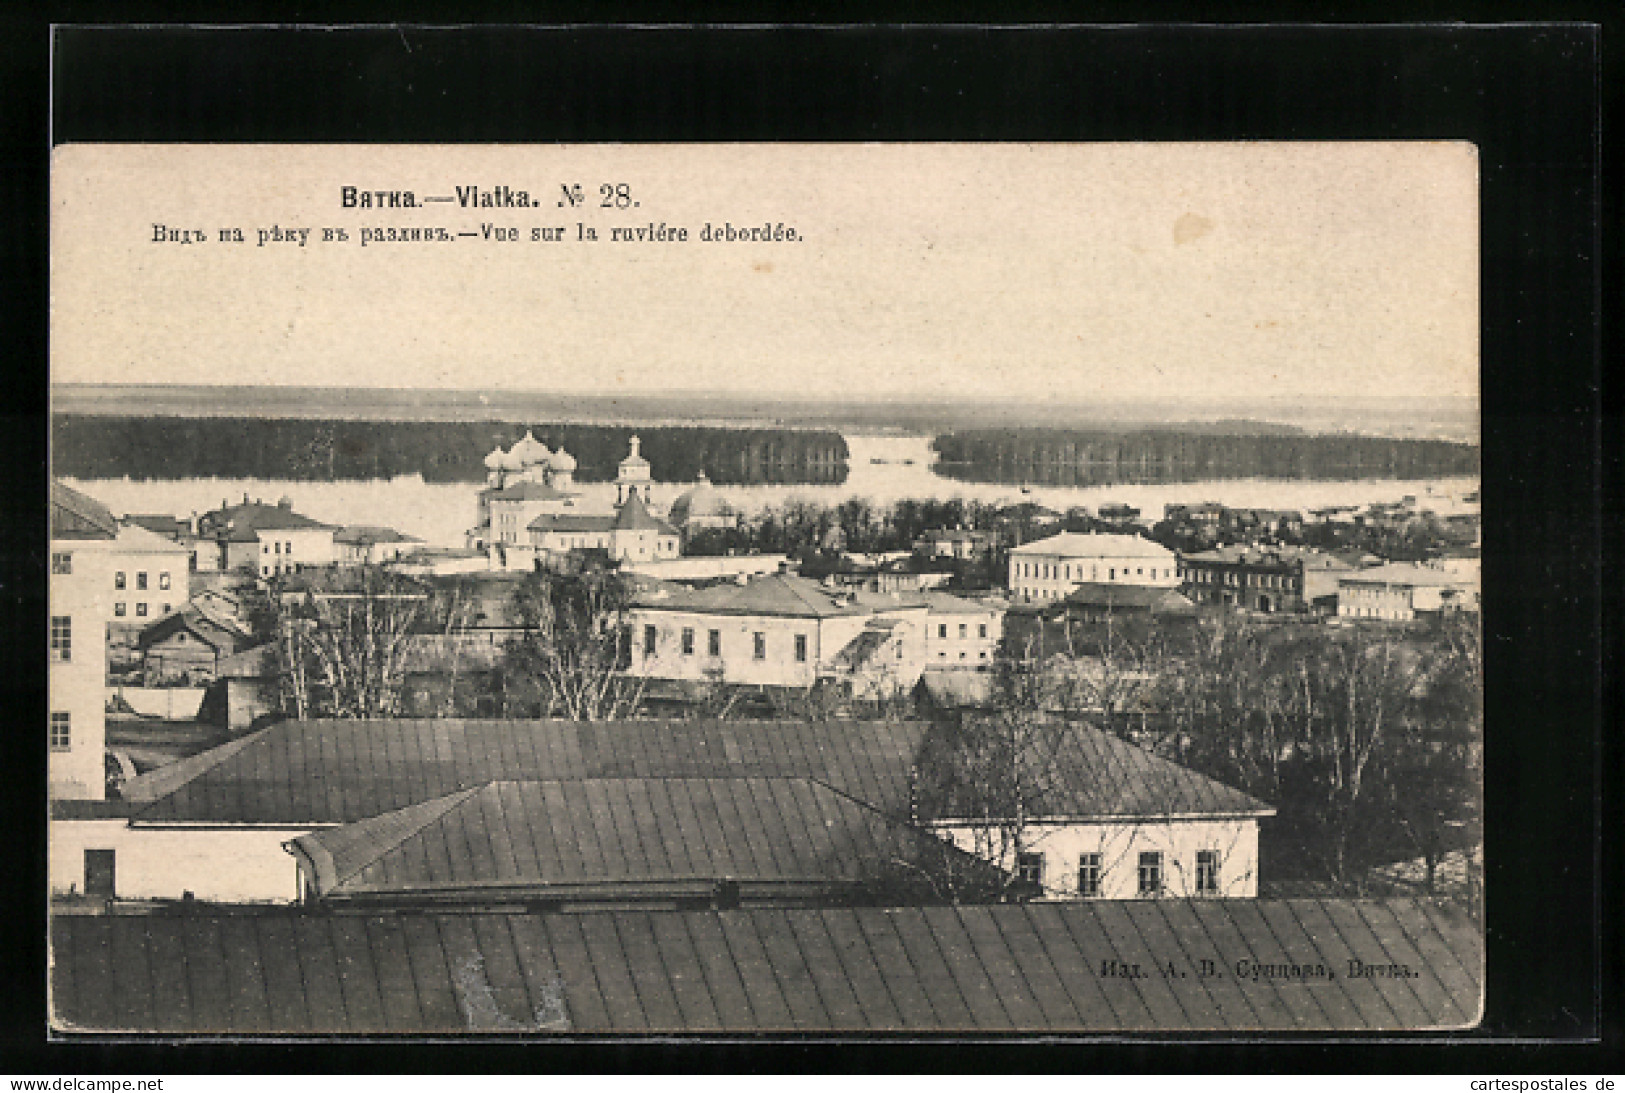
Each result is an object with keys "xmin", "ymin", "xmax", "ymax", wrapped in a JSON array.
[{"xmin": 468, "ymin": 432, "xmax": 680, "ymax": 570}]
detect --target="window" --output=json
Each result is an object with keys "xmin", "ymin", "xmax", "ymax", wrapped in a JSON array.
[
  {"xmin": 643, "ymin": 624, "xmax": 657, "ymax": 657},
  {"xmin": 50, "ymin": 616, "xmax": 71, "ymax": 661},
  {"xmin": 161, "ymin": 604, "xmax": 170, "ymax": 615},
  {"xmin": 707, "ymin": 629, "xmax": 721, "ymax": 657},
  {"xmin": 1137, "ymin": 851, "xmax": 1163, "ymax": 896},
  {"xmin": 159, "ymin": 572, "xmax": 171, "ymax": 590},
  {"xmin": 113, "ymin": 602, "xmax": 126, "ymax": 617},
  {"xmin": 52, "ymin": 552, "xmax": 72, "ymax": 575},
  {"xmin": 1078, "ymin": 852, "xmax": 1102, "ymax": 898},
  {"xmin": 1108, "ymin": 568, "xmax": 1115, "ymax": 580},
  {"xmin": 50, "ymin": 712, "xmax": 71, "ymax": 752},
  {"xmin": 136, "ymin": 572, "xmax": 148, "ymax": 590},
  {"xmin": 938, "ymin": 624, "xmax": 948, "ymax": 639},
  {"xmin": 136, "ymin": 603, "xmax": 148, "ymax": 617},
  {"xmin": 1016, "ymin": 852, "xmax": 1045, "ymax": 891},
  {"xmin": 274, "ymin": 541, "xmax": 281, "ymax": 554},
  {"xmin": 1196, "ymin": 850, "xmax": 1220, "ymax": 896},
  {"xmin": 753, "ymin": 632, "xmax": 766, "ymax": 660},
  {"xmin": 681, "ymin": 627, "xmax": 695, "ymax": 656},
  {"xmin": 978, "ymin": 623, "xmax": 988, "ymax": 638},
  {"xmin": 958, "ymin": 623, "xmax": 967, "ymax": 639},
  {"xmin": 285, "ymin": 541, "xmax": 292, "ymax": 554},
  {"xmin": 794, "ymin": 634, "xmax": 808, "ymax": 662},
  {"xmin": 84, "ymin": 849, "xmax": 115, "ymax": 899},
  {"xmin": 114, "ymin": 571, "xmax": 126, "ymax": 590}
]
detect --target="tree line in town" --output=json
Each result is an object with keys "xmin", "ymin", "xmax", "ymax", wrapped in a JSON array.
[
  {"xmin": 51, "ymin": 414, "xmax": 849, "ymax": 486},
  {"xmin": 932, "ymin": 428, "xmax": 1480, "ymax": 485}
]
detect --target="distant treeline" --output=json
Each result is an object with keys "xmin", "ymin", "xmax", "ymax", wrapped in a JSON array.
[
  {"xmin": 932, "ymin": 429, "xmax": 1479, "ymax": 486},
  {"xmin": 52, "ymin": 415, "xmax": 849, "ymax": 486}
]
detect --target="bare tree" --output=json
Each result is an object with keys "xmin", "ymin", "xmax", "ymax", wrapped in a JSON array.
[{"xmin": 500, "ymin": 568, "xmax": 644, "ymax": 720}]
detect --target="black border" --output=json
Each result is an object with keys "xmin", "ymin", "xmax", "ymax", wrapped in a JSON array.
[{"xmin": 6, "ymin": 17, "xmax": 1614, "ymax": 1073}]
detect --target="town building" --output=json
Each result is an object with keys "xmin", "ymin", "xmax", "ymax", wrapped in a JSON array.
[
  {"xmin": 287, "ymin": 776, "xmax": 993, "ymax": 911},
  {"xmin": 195, "ymin": 496, "xmax": 338, "ymax": 578},
  {"xmin": 1337, "ymin": 563, "xmax": 1480, "ymax": 622},
  {"xmin": 526, "ymin": 490, "xmax": 680, "ymax": 566},
  {"xmin": 50, "ymin": 896, "xmax": 1484, "ymax": 1033},
  {"xmin": 918, "ymin": 591, "xmax": 1005, "ymax": 668},
  {"xmin": 49, "ymin": 482, "xmax": 118, "ymax": 800},
  {"xmin": 913, "ymin": 527, "xmax": 998, "ymax": 561},
  {"xmin": 334, "ymin": 525, "xmax": 423, "ymax": 566},
  {"xmin": 1062, "ymin": 583, "xmax": 1197, "ymax": 624},
  {"xmin": 627, "ymin": 572, "xmax": 932, "ymax": 698},
  {"xmin": 920, "ymin": 722, "xmax": 1274, "ymax": 900},
  {"xmin": 1179, "ymin": 545, "xmax": 1355, "ymax": 614},
  {"xmin": 136, "ymin": 597, "xmax": 256, "ymax": 686},
  {"xmin": 51, "ymin": 718, "xmax": 929, "ymax": 904},
  {"xmin": 1008, "ymin": 532, "xmax": 1180, "ymax": 604}
]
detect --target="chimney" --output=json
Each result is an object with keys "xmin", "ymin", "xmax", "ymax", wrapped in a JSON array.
[{"xmin": 277, "ymin": 496, "xmax": 292, "ymax": 510}]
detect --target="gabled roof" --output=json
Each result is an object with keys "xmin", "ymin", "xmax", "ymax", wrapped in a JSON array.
[
  {"xmin": 50, "ymin": 899, "xmax": 1484, "ymax": 1032},
  {"xmin": 291, "ymin": 777, "xmax": 987, "ymax": 901},
  {"xmin": 609, "ymin": 490, "xmax": 676, "ymax": 535},
  {"xmin": 50, "ymin": 480, "xmax": 118, "ymax": 540},
  {"xmin": 1011, "ymin": 532, "xmax": 1175, "ymax": 559},
  {"xmin": 639, "ymin": 572, "xmax": 881, "ymax": 618},
  {"xmin": 122, "ymin": 718, "xmax": 928, "ymax": 825},
  {"xmin": 335, "ymin": 525, "xmax": 422, "ymax": 545},
  {"xmin": 122, "ymin": 514, "xmax": 192, "ymax": 540},
  {"xmin": 527, "ymin": 514, "xmax": 615, "ymax": 534},
  {"xmin": 135, "ymin": 601, "xmax": 253, "ymax": 653},
  {"xmin": 1063, "ymin": 583, "xmax": 1196, "ymax": 614},
  {"xmin": 1339, "ymin": 563, "xmax": 1468, "ymax": 588},
  {"xmin": 198, "ymin": 501, "xmax": 335, "ymax": 541},
  {"xmin": 917, "ymin": 720, "xmax": 1274, "ymax": 822}
]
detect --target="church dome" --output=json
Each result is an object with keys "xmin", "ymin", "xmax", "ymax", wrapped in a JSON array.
[
  {"xmin": 509, "ymin": 430, "xmax": 552, "ymax": 467},
  {"xmin": 551, "ymin": 448, "xmax": 578, "ymax": 473},
  {"xmin": 670, "ymin": 471, "xmax": 733, "ymax": 523},
  {"xmin": 483, "ymin": 447, "xmax": 507, "ymax": 471}
]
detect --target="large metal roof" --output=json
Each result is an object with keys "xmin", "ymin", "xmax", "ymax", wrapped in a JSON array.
[{"xmin": 50, "ymin": 898, "xmax": 1482, "ymax": 1033}]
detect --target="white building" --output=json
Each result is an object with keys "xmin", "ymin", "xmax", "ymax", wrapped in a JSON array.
[
  {"xmin": 919, "ymin": 591, "xmax": 1005, "ymax": 668},
  {"xmin": 334, "ymin": 525, "xmax": 423, "ymax": 566},
  {"xmin": 49, "ymin": 482, "xmax": 120, "ymax": 800},
  {"xmin": 923, "ymin": 721, "xmax": 1275, "ymax": 900},
  {"xmin": 1008, "ymin": 531, "xmax": 1180, "ymax": 604},
  {"xmin": 1337, "ymin": 563, "xmax": 1480, "ymax": 621},
  {"xmin": 195, "ymin": 497, "xmax": 338, "ymax": 578},
  {"xmin": 527, "ymin": 490, "xmax": 680, "ymax": 565}
]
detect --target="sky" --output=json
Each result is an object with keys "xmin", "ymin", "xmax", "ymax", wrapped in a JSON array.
[{"xmin": 52, "ymin": 143, "xmax": 1478, "ymax": 404}]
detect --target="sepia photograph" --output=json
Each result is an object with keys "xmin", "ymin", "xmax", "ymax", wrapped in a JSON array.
[{"xmin": 47, "ymin": 140, "xmax": 1486, "ymax": 1035}]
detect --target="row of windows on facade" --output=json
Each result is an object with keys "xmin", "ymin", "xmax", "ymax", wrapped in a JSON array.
[
  {"xmin": 1015, "ymin": 562, "xmax": 1173, "ymax": 582},
  {"xmin": 1017, "ymin": 849, "xmax": 1223, "ymax": 897},
  {"xmin": 49, "ymin": 554, "xmax": 175, "ymax": 594},
  {"xmin": 645, "ymin": 625, "xmax": 816, "ymax": 663},
  {"xmin": 112, "ymin": 602, "xmax": 170, "ymax": 618},
  {"xmin": 1186, "ymin": 569, "xmax": 1298, "ymax": 589},
  {"xmin": 263, "ymin": 541, "xmax": 297, "ymax": 554}
]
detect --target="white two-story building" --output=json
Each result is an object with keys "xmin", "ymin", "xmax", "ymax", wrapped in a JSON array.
[{"xmin": 1008, "ymin": 531, "xmax": 1180, "ymax": 604}]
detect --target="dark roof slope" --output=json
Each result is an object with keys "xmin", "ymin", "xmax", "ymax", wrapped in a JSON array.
[
  {"xmin": 50, "ymin": 480, "xmax": 118, "ymax": 540},
  {"xmin": 50, "ymin": 899, "xmax": 1483, "ymax": 1032},
  {"xmin": 123, "ymin": 719, "xmax": 927, "ymax": 825},
  {"xmin": 917, "ymin": 721, "xmax": 1274, "ymax": 822},
  {"xmin": 1063, "ymin": 583, "xmax": 1196, "ymax": 614},
  {"xmin": 292, "ymin": 777, "xmax": 989, "ymax": 901},
  {"xmin": 609, "ymin": 490, "xmax": 677, "ymax": 535},
  {"xmin": 198, "ymin": 501, "xmax": 335, "ymax": 542}
]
